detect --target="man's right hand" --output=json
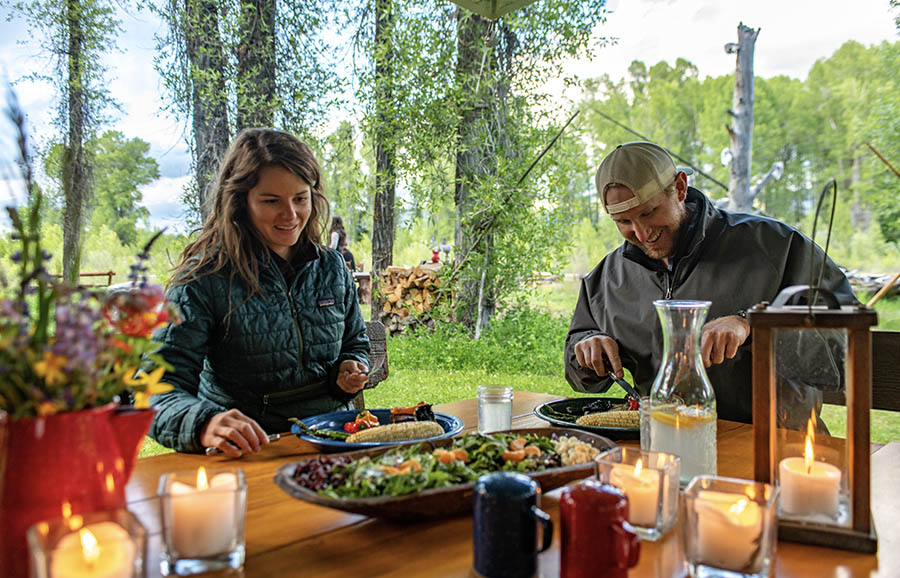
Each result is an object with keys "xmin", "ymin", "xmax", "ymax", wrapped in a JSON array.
[
  {"xmin": 199, "ymin": 409, "xmax": 270, "ymax": 458},
  {"xmin": 574, "ymin": 335, "xmax": 624, "ymax": 379}
]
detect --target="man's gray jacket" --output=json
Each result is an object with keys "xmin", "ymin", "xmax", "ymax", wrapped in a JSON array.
[{"xmin": 564, "ymin": 187, "xmax": 857, "ymax": 423}]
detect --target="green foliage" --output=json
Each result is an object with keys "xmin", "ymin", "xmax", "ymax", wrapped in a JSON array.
[
  {"xmin": 43, "ymin": 131, "xmax": 159, "ymax": 245},
  {"xmin": 389, "ymin": 306, "xmax": 569, "ymax": 377}
]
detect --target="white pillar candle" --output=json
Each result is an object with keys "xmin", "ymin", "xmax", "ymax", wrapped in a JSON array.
[
  {"xmin": 779, "ymin": 420, "xmax": 842, "ymax": 518},
  {"xmin": 167, "ymin": 468, "xmax": 238, "ymax": 557},
  {"xmin": 609, "ymin": 459, "xmax": 660, "ymax": 527},
  {"xmin": 778, "ymin": 457, "xmax": 841, "ymax": 517},
  {"xmin": 695, "ymin": 491, "xmax": 762, "ymax": 572},
  {"xmin": 50, "ymin": 521, "xmax": 135, "ymax": 578}
]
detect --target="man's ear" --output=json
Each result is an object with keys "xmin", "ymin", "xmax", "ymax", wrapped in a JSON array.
[{"xmin": 675, "ymin": 171, "xmax": 689, "ymax": 201}]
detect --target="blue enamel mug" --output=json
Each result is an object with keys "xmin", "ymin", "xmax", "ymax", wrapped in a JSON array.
[{"xmin": 473, "ymin": 472, "xmax": 553, "ymax": 578}]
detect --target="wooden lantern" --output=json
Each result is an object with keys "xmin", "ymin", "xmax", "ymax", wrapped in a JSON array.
[{"xmin": 749, "ymin": 285, "xmax": 878, "ymax": 553}]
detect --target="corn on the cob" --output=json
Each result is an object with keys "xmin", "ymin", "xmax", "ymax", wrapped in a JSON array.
[
  {"xmin": 575, "ymin": 410, "xmax": 639, "ymax": 428},
  {"xmin": 346, "ymin": 420, "xmax": 444, "ymax": 443}
]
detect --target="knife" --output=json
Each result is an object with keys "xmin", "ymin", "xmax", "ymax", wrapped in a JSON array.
[{"xmin": 607, "ymin": 371, "xmax": 642, "ymax": 405}]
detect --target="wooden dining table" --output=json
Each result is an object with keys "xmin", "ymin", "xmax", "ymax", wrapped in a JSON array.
[{"xmin": 127, "ymin": 391, "xmax": 899, "ymax": 577}]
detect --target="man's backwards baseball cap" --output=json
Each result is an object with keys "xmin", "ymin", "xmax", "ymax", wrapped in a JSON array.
[{"xmin": 596, "ymin": 141, "xmax": 688, "ymax": 214}]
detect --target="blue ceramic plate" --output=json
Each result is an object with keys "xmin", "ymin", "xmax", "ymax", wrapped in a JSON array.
[
  {"xmin": 291, "ymin": 409, "xmax": 464, "ymax": 453},
  {"xmin": 533, "ymin": 397, "xmax": 640, "ymax": 440}
]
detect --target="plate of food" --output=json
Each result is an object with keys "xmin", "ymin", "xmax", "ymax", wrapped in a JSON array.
[
  {"xmin": 274, "ymin": 427, "xmax": 614, "ymax": 519},
  {"xmin": 533, "ymin": 397, "xmax": 640, "ymax": 440},
  {"xmin": 290, "ymin": 402, "xmax": 463, "ymax": 452}
]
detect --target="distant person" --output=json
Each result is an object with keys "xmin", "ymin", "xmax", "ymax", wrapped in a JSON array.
[
  {"xmin": 329, "ymin": 215, "xmax": 356, "ymax": 271},
  {"xmin": 149, "ymin": 128, "xmax": 371, "ymax": 457},
  {"xmin": 564, "ymin": 141, "xmax": 857, "ymax": 426}
]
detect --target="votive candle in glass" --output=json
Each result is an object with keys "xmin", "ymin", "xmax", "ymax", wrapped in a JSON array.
[
  {"xmin": 158, "ymin": 467, "xmax": 247, "ymax": 576},
  {"xmin": 595, "ymin": 446, "xmax": 680, "ymax": 541},
  {"xmin": 27, "ymin": 509, "xmax": 146, "ymax": 578},
  {"xmin": 683, "ymin": 475, "xmax": 779, "ymax": 578}
]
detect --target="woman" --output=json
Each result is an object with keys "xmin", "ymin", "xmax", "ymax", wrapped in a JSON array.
[
  {"xmin": 329, "ymin": 215, "xmax": 356, "ymax": 271},
  {"xmin": 149, "ymin": 128, "xmax": 370, "ymax": 457}
]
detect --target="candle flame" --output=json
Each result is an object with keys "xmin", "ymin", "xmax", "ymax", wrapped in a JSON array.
[
  {"xmin": 61, "ymin": 501, "xmax": 72, "ymax": 519},
  {"xmin": 730, "ymin": 498, "xmax": 749, "ymax": 516},
  {"xmin": 745, "ymin": 486, "xmax": 757, "ymax": 501},
  {"xmin": 805, "ymin": 409, "xmax": 816, "ymax": 474},
  {"xmin": 197, "ymin": 466, "xmax": 209, "ymax": 490},
  {"xmin": 79, "ymin": 528, "xmax": 100, "ymax": 566},
  {"xmin": 106, "ymin": 473, "xmax": 115, "ymax": 493},
  {"xmin": 68, "ymin": 515, "xmax": 83, "ymax": 531},
  {"xmin": 634, "ymin": 458, "xmax": 643, "ymax": 476}
]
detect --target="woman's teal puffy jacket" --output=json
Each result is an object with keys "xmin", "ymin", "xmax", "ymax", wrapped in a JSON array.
[{"xmin": 148, "ymin": 246, "xmax": 369, "ymax": 452}]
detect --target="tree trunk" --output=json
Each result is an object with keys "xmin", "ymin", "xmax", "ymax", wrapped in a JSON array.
[
  {"xmin": 62, "ymin": 0, "xmax": 89, "ymax": 284},
  {"xmin": 236, "ymin": 0, "xmax": 277, "ymax": 129},
  {"xmin": 454, "ymin": 11, "xmax": 509, "ymax": 334},
  {"xmin": 725, "ymin": 23, "xmax": 759, "ymax": 213},
  {"xmin": 185, "ymin": 0, "xmax": 230, "ymax": 224},
  {"xmin": 372, "ymin": 0, "xmax": 396, "ymax": 324}
]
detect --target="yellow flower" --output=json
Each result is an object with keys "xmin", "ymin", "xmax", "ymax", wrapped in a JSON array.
[
  {"xmin": 33, "ymin": 351, "xmax": 69, "ymax": 386},
  {"xmin": 123, "ymin": 366, "xmax": 173, "ymax": 408}
]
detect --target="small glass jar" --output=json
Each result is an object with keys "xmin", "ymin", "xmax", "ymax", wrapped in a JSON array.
[
  {"xmin": 27, "ymin": 509, "xmax": 147, "ymax": 578},
  {"xmin": 158, "ymin": 467, "xmax": 247, "ymax": 576},
  {"xmin": 477, "ymin": 385, "xmax": 514, "ymax": 433},
  {"xmin": 595, "ymin": 446, "xmax": 680, "ymax": 541},
  {"xmin": 683, "ymin": 475, "xmax": 779, "ymax": 578}
]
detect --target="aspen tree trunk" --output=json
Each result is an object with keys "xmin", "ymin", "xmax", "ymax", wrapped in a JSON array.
[
  {"xmin": 725, "ymin": 23, "xmax": 759, "ymax": 213},
  {"xmin": 185, "ymin": 0, "xmax": 230, "ymax": 224},
  {"xmin": 372, "ymin": 0, "xmax": 397, "ymax": 324},
  {"xmin": 237, "ymin": 0, "xmax": 277, "ymax": 129},
  {"xmin": 62, "ymin": 0, "xmax": 88, "ymax": 284}
]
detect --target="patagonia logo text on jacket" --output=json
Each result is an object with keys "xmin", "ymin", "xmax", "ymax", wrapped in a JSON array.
[{"xmin": 317, "ymin": 298, "xmax": 335, "ymax": 307}]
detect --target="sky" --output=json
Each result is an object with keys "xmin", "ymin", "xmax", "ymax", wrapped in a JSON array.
[{"xmin": 1, "ymin": 0, "xmax": 897, "ymax": 232}]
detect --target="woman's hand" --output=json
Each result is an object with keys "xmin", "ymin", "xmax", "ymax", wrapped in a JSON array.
[
  {"xmin": 199, "ymin": 409, "xmax": 270, "ymax": 458},
  {"xmin": 337, "ymin": 359, "xmax": 369, "ymax": 394}
]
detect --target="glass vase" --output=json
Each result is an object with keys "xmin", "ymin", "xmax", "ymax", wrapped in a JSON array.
[{"xmin": 649, "ymin": 300, "xmax": 717, "ymax": 485}]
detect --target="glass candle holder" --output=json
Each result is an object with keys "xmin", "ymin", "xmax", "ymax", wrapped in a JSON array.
[
  {"xmin": 683, "ymin": 475, "xmax": 779, "ymax": 578},
  {"xmin": 158, "ymin": 467, "xmax": 247, "ymax": 576},
  {"xmin": 477, "ymin": 385, "xmax": 514, "ymax": 433},
  {"xmin": 595, "ymin": 446, "xmax": 680, "ymax": 541},
  {"xmin": 27, "ymin": 509, "xmax": 147, "ymax": 578}
]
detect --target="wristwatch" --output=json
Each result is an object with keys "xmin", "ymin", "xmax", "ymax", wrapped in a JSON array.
[{"xmin": 736, "ymin": 309, "xmax": 748, "ymax": 319}]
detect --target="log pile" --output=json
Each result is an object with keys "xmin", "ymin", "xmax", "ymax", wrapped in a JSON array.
[
  {"xmin": 845, "ymin": 270, "xmax": 900, "ymax": 299},
  {"xmin": 378, "ymin": 264, "xmax": 442, "ymax": 335}
]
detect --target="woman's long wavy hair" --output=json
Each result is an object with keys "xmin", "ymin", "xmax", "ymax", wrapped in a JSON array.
[{"xmin": 170, "ymin": 128, "xmax": 330, "ymax": 299}]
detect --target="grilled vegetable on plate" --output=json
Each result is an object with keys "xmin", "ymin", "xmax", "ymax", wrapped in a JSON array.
[
  {"xmin": 533, "ymin": 396, "xmax": 640, "ymax": 439},
  {"xmin": 290, "ymin": 407, "xmax": 463, "ymax": 452}
]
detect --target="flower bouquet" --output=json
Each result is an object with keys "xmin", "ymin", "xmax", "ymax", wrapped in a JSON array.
[{"xmin": 0, "ymin": 91, "xmax": 178, "ymax": 576}]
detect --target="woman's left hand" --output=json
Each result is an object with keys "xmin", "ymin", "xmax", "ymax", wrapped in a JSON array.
[{"xmin": 337, "ymin": 359, "xmax": 369, "ymax": 394}]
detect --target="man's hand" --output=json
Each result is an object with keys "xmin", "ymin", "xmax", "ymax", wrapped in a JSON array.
[
  {"xmin": 701, "ymin": 315, "xmax": 750, "ymax": 367},
  {"xmin": 337, "ymin": 359, "xmax": 369, "ymax": 394},
  {"xmin": 200, "ymin": 408, "xmax": 270, "ymax": 458},
  {"xmin": 574, "ymin": 335, "xmax": 624, "ymax": 379}
]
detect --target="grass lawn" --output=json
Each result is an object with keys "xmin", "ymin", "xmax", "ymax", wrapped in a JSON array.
[{"xmin": 138, "ymin": 285, "xmax": 900, "ymax": 458}]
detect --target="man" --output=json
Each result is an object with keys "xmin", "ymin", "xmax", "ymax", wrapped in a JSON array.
[{"xmin": 565, "ymin": 141, "xmax": 856, "ymax": 424}]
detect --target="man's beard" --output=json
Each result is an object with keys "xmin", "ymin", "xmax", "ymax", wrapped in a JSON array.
[{"xmin": 635, "ymin": 205, "xmax": 690, "ymax": 262}]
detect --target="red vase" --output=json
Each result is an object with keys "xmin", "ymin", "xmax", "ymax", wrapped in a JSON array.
[{"xmin": 0, "ymin": 404, "xmax": 154, "ymax": 578}]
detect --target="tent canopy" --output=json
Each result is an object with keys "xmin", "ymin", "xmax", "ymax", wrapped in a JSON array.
[{"xmin": 449, "ymin": 0, "xmax": 535, "ymax": 19}]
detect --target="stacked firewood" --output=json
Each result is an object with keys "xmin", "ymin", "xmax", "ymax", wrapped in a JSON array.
[{"xmin": 378, "ymin": 264, "xmax": 442, "ymax": 335}]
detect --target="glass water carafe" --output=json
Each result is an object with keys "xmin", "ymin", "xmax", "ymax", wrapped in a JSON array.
[{"xmin": 649, "ymin": 300, "xmax": 717, "ymax": 484}]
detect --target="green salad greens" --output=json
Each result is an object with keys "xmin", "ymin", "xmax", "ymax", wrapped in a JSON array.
[{"xmin": 310, "ymin": 432, "xmax": 571, "ymax": 499}]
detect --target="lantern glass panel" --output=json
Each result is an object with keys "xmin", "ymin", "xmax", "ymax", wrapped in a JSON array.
[{"xmin": 772, "ymin": 327, "xmax": 850, "ymax": 526}]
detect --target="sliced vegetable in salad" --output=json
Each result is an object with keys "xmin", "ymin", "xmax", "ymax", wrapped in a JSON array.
[{"xmin": 291, "ymin": 432, "xmax": 601, "ymax": 499}]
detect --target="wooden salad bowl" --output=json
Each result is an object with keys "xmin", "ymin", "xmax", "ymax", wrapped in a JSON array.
[{"xmin": 273, "ymin": 427, "xmax": 614, "ymax": 520}]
